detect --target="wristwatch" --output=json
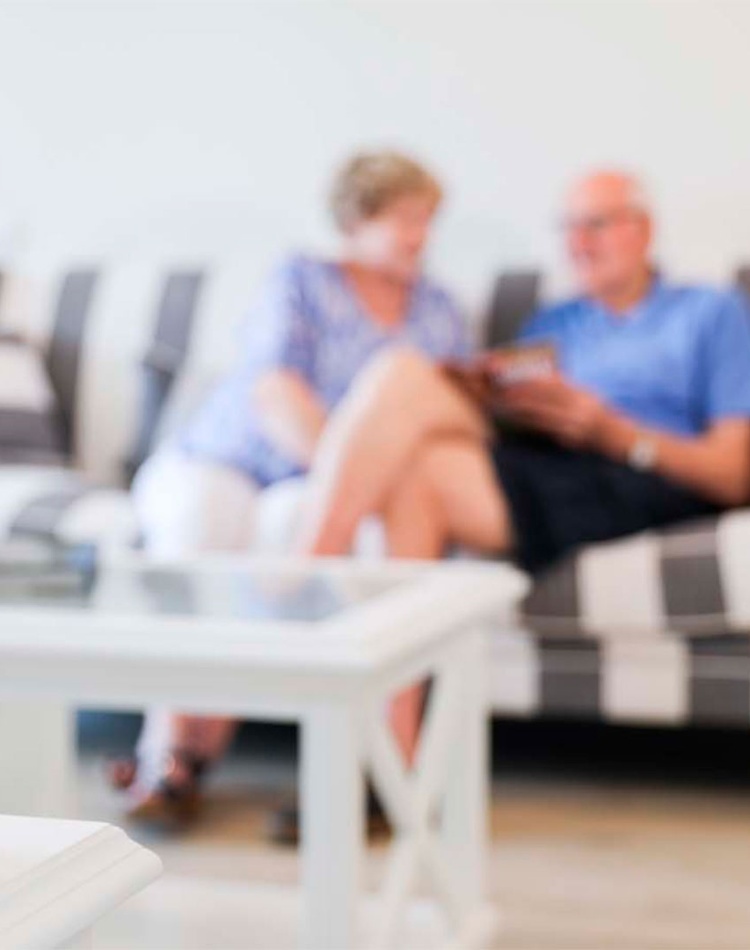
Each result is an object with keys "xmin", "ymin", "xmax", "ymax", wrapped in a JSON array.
[{"xmin": 627, "ymin": 433, "xmax": 658, "ymax": 472}]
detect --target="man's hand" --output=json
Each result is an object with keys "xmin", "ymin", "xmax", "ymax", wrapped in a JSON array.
[
  {"xmin": 500, "ymin": 376, "xmax": 613, "ymax": 451},
  {"xmin": 440, "ymin": 360, "xmax": 495, "ymax": 410},
  {"xmin": 499, "ymin": 376, "xmax": 750, "ymax": 508}
]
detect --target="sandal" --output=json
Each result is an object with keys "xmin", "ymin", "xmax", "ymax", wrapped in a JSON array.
[
  {"xmin": 107, "ymin": 757, "xmax": 138, "ymax": 791},
  {"xmin": 109, "ymin": 750, "xmax": 208, "ymax": 831},
  {"xmin": 266, "ymin": 785, "xmax": 390, "ymax": 847}
]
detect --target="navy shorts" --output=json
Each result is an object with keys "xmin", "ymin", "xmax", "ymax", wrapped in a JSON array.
[{"xmin": 490, "ymin": 434, "xmax": 721, "ymax": 574}]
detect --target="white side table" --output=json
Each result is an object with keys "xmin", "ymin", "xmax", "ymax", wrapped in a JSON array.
[{"xmin": 0, "ymin": 816, "xmax": 162, "ymax": 949}]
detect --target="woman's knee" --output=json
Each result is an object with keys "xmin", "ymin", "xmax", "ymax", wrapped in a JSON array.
[{"xmin": 349, "ymin": 346, "xmax": 436, "ymax": 408}]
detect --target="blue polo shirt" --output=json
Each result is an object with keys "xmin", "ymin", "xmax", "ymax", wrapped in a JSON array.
[{"xmin": 519, "ymin": 280, "xmax": 750, "ymax": 436}]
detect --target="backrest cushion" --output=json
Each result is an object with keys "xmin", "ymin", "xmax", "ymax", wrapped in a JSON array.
[
  {"xmin": 736, "ymin": 265, "xmax": 750, "ymax": 303},
  {"xmin": 0, "ymin": 336, "xmax": 66, "ymax": 465},
  {"xmin": 0, "ymin": 260, "xmax": 257, "ymax": 484},
  {"xmin": 484, "ymin": 266, "xmax": 750, "ymax": 350}
]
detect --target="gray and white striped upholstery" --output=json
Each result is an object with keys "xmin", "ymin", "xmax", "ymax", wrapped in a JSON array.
[
  {"xmin": 0, "ymin": 259, "xmax": 255, "ymax": 544},
  {"xmin": 0, "ymin": 466, "xmax": 137, "ymax": 548},
  {"xmin": 0, "ymin": 337, "xmax": 65, "ymax": 465},
  {"xmin": 2, "ymin": 259, "xmax": 750, "ymax": 731},
  {"xmin": 487, "ymin": 511, "xmax": 750, "ymax": 727},
  {"xmin": 0, "ymin": 260, "xmax": 254, "ymax": 484},
  {"xmin": 523, "ymin": 512, "xmax": 750, "ymax": 639},
  {"xmin": 490, "ymin": 626, "xmax": 750, "ymax": 727}
]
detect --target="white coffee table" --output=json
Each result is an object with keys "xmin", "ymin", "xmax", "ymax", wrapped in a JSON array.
[
  {"xmin": 0, "ymin": 555, "xmax": 526, "ymax": 949},
  {"xmin": 0, "ymin": 815, "xmax": 161, "ymax": 949}
]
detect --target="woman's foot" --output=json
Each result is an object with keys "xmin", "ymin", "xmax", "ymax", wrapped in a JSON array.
[
  {"xmin": 107, "ymin": 750, "xmax": 208, "ymax": 831},
  {"xmin": 106, "ymin": 757, "xmax": 138, "ymax": 790},
  {"xmin": 266, "ymin": 786, "xmax": 390, "ymax": 846}
]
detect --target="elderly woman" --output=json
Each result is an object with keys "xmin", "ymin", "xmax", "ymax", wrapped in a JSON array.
[{"xmin": 115, "ymin": 151, "xmax": 471, "ymax": 825}]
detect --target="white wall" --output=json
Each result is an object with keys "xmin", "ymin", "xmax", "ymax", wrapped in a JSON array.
[{"xmin": 0, "ymin": 0, "xmax": 749, "ymax": 311}]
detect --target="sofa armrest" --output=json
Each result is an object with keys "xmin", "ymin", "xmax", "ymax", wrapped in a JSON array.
[{"xmin": 0, "ymin": 466, "xmax": 139, "ymax": 551}]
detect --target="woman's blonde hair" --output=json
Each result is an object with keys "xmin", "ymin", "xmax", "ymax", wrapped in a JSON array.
[{"xmin": 329, "ymin": 150, "xmax": 443, "ymax": 231}]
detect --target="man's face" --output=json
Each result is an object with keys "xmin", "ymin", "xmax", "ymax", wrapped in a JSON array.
[{"xmin": 562, "ymin": 177, "xmax": 652, "ymax": 300}]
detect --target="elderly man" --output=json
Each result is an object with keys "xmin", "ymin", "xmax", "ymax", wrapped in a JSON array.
[{"xmin": 296, "ymin": 170, "xmax": 750, "ymax": 758}]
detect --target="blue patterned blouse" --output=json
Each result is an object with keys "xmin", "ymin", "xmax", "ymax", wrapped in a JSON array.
[{"xmin": 179, "ymin": 253, "xmax": 471, "ymax": 486}]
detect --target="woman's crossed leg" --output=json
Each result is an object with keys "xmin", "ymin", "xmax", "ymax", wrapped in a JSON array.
[{"xmin": 297, "ymin": 347, "xmax": 514, "ymax": 762}]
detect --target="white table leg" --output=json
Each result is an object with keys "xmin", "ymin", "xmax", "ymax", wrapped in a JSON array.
[
  {"xmin": 58, "ymin": 927, "xmax": 93, "ymax": 949},
  {"xmin": 441, "ymin": 626, "xmax": 499, "ymax": 947},
  {"xmin": 0, "ymin": 702, "xmax": 75, "ymax": 818},
  {"xmin": 301, "ymin": 701, "xmax": 364, "ymax": 950}
]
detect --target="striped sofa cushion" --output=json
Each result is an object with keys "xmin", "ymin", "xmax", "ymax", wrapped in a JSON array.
[
  {"xmin": 0, "ymin": 261, "xmax": 258, "ymax": 485},
  {"xmin": 505, "ymin": 509, "xmax": 750, "ymax": 727},
  {"xmin": 0, "ymin": 466, "xmax": 137, "ymax": 548},
  {"xmin": 0, "ymin": 337, "xmax": 65, "ymax": 465},
  {"xmin": 522, "ymin": 509, "xmax": 750, "ymax": 638},
  {"xmin": 490, "ymin": 625, "xmax": 750, "ymax": 727}
]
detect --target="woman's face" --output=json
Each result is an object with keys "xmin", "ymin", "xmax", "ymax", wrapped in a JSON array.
[{"xmin": 347, "ymin": 193, "xmax": 438, "ymax": 281}]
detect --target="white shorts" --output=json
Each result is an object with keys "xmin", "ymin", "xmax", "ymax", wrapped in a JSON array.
[{"xmin": 132, "ymin": 449, "xmax": 261, "ymax": 556}]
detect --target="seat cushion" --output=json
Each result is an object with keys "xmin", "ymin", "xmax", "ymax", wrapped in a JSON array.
[
  {"xmin": 521, "ymin": 510, "xmax": 750, "ymax": 639},
  {"xmin": 492, "ymin": 510, "xmax": 750, "ymax": 728},
  {"xmin": 490, "ymin": 626, "xmax": 750, "ymax": 728},
  {"xmin": 0, "ymin": 338, "xmax": 66, "ymax": 466},
  {"xmin": 0, "ymin": 466, "xmax": 138, "ymax": 549}
]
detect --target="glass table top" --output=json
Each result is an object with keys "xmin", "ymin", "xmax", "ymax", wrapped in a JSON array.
[{"xmin": 0, "ymin": 555, "xmax": 405, "ymax": 625}]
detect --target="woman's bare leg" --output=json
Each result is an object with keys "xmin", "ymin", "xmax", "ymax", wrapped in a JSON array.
[
  {"xmin": 382, "ymin": 438, "xmax": 512, "ymax": 763},
  {"xmin": 297, "ymin": 348, "xmax": 486, "ymax": 555},
  {"xmin": 136, "ymin": 711, "xmax": 237, "ymax": 772},
  {"xmin": 382, "ymin": 436, "xmax": 511, "ymax": 558}
]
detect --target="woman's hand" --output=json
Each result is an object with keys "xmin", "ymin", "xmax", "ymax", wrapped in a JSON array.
[
  {"xmin": 253, "ymin": 370, "xmax": 327, "ymax": 467},
  {"xmin": 500, "ymin": 376, "xmax": 614, "ymax": 451}
]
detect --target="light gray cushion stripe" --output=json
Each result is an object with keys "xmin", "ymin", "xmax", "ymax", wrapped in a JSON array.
[
  {"xmin": 690, "ymin": 668, "xmax": 750, "ymax": 724},
  {"xmin": 660, "ymin": 522, "xmax": 725, "ymax": 622},
  {"xmin": 9, "ymin": 486, "xmax": 88, "ymax": 539},
  {"xmin": 505, "ymin": 635, "xmax": 750, "ymax": 726},
  {"xmin": 688, "ymin": 634, "xmax": 750, "ymax": 724},
  {"xmin": 46, "ymin": 270, "xmax": 100, "ymax": 454},
  {"xmin": 539, "ymin": 641, "xmax": 601, "ymax": 717},
  {"xmin": 522, "ymin": 560, "xmax": 579, "ymax": 632},
  {"xmin": 0, "ymin": 448, "xmax": 68, "ymax": 465},
  {"xmin": 151, "ymin": 271, "xmax": 204, "ymax": 355},
  {"xmin": 126, "ymin": 270, "xmax": 204, "ymax": 480},
  {"xmin": 0, "ymin": 408, "xmax": 64, "ymax": 456}
]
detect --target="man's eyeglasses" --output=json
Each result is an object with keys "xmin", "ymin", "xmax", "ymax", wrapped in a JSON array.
[{"xmin": 559, "ymin": 208, "xmax": 639, "ymax": 234}]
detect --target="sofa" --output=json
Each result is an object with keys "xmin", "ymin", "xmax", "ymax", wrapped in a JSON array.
[{"xmin": 2, "ymin": 259, "xmax": 750, "ymax": 731}]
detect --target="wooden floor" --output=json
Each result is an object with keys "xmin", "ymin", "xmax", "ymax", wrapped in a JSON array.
[{"xmin": 76, "ymin": 718, "xmax": 750, "ymax": 949}]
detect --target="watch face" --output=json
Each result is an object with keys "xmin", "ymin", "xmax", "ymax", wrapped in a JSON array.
[{"xmin": 629, "ymin": 436, "xmax": 657, "ymax": 471}]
